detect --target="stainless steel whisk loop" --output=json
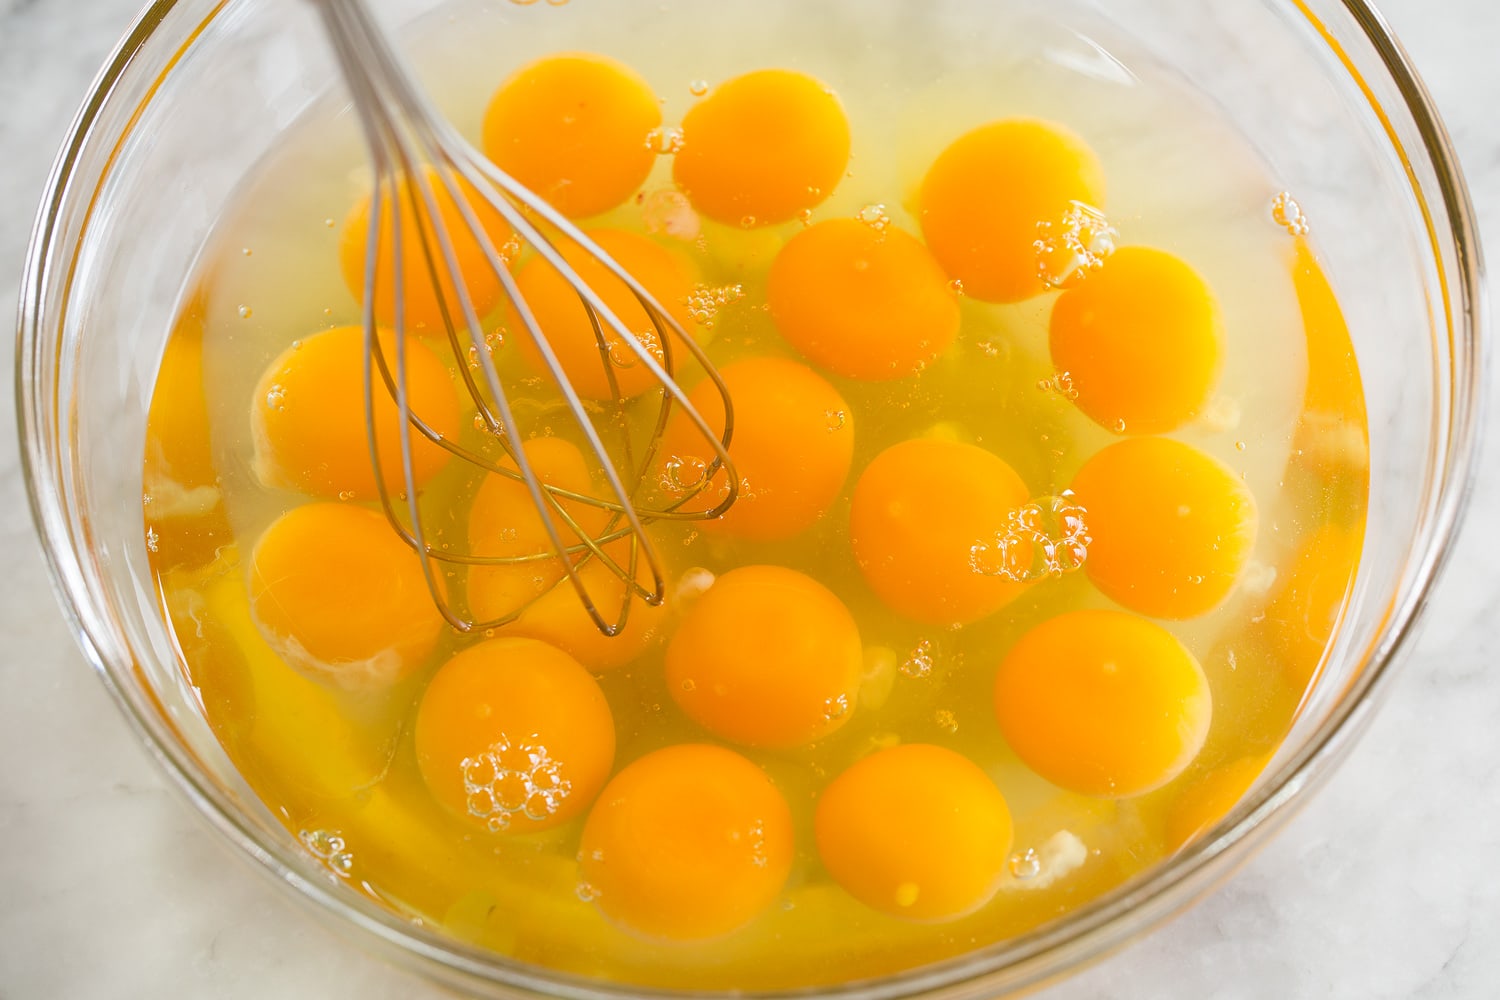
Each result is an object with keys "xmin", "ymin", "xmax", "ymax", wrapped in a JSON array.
[{"xmin": 308, "ymin": 0, "xmax": 740, "ymax": 636}]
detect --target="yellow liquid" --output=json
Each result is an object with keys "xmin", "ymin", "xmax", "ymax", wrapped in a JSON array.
[{"xmin": 142, "ymin": 1, "xmax": 1368, "ymax": 990}]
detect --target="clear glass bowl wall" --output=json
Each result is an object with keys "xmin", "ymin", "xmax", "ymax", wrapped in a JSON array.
[{"xmin": 17, "ymin": 0, "xmax": 1483, "ymax": 997}]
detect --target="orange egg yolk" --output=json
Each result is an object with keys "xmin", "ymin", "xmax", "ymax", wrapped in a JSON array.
[
  {"xmin": 767, "ymin": 218, "xmax": 961, "ymax": 380},
  {"xmin": 919, "ymin": 118, "xmax": 1105, "ymax": 303},
  {"xmin": 1261, "ymin": 521, "xmax": 1363, "ymax": 691},
  {"xmin": 482, "ymin": 52, "xmax": 661, "ymax": 219},
  {"xmin": 250, "ymin": 324, "xmax": 461, "ymax": 502},
  {"xmin": 413, "ymin": 636, "xmax": 616, "ymax": 833},
  {"xmin": 511, "ymin": 228, "xmax": 697, "ymax": 400},
  {"xmin": 1163, "ymin": 753, "xmax": 1271, "ymax": 852},
  {"xmin": 1291, "ymin": 239, "xmax": 1370, "ymax": 475},
  {"xmin": 466, "ymin": 437, "xmax": 614, "ymax": 623},
  {"xmin": 578, "ymin": 743, "xmax": 793, "ymax": 939},
  {"xmin": 815, "ymin": 743, "xmax": 1014, "ymax": 921},
  {"xmin": 655, "ymin": 356, "xmax": 855, "ymax": 541},
  {"xmin": 849, "ymin": 438, "xmax": 1031, "ymax": 626},
  {"xmin": 486, "ymin": 540, "xmax": 672, "ymax": 673},
  {"xmin": 339, "ymin": 168, "xmax": 515, "ymax": 336},
  {"xmin": 674, "ymin": 68, "xmax": 851, "ymax": 226},
  {"xmin": 995, "ymin": 609, "xmax": 1212, "ymax": 798},
  {"xmin": 248, "ymin": 503, "xmax": 445, "ymax": 690},
  {"xmin": 665, "ymin": 565, "xmax": 862, "ymax": 748},
  {"xmin": 1049, "ymin": 246, "xmax": 1221, "ymax": 434},
  {"xmin": 1069, "ymin": 437, "xmax": 1257, "ymax": 620}
]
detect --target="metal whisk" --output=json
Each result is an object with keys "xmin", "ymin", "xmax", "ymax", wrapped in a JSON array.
[{"xmin": 309, "ymin": 0, "xmax": 739, "ymax": 636}]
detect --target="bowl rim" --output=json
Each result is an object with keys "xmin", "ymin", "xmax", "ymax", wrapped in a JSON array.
[{"xmin": 14, "ymin": 0, "xmax": 1488, "ymax": 997}]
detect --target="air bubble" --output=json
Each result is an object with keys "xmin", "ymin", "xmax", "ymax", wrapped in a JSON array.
[
  {"xmin": 1235, "ymin": 440, "xmax": 1247, "ymax": 452},
  {"xmin": 748, "ymin": 819, "xmax": 769, "ymax": 868},
  {"xmin": 825, "ymin": 409, "xmax": 847, "ymax": 432},
  {"xmin": 1112, "ymin": 418, "xmax": 1127, "ymax": 434},
  {"xmin": 265, "ymin": 384, "xmax": 286, "ymax": 411},
  {"xmin": 607, "ymin": 327, "xmax": 662, "ymax": 370},
  {"xmin": 241, "ymin": 247, "xmax": 253, "ymax": 257},
  {"xmin": 460, "ymin": 735, "xmax": 573, "ymax": 832},
  {"xmin": 337, "ymin": 490, "xmax": 355, "ymax": 501},
  {"xmin": 685, "ymin": 283, "xmax": 745, "ymax": 328},
  {"xmin": 901, "ymin": 639, "xmax": 934, "ymax": 679},
  {"xmin": 1271, "ymin": 192, "xmax": 1310, "ymax": 236},
  {"xmin": 644, "ymin": 126, "xmax": 685, "ymax": 155},
  {"xmin": 145, "ymin": 527, "xmax": 160, "ymax": 553},
  {"xmin": 688, "ymin": 79, "xmax": 709, "ymax": 96},
  {"xmin": 1009, "ymin": 848, "xmax": 1041, "ymax": 880},
  {"xmin": 1037, "ymin": 371, "xmax": 1079, "ymax": 401},
  {"xmin": 576, "ymin": 882, "xmax": 601, "ymax": 902},
  {"xmin": 855, "ymin": 203, "xmax": 891, "ymax": 235},
  {"xmin": 975, "ymin": 338, "xmax": 1005, "ymax": 359},
  {"xmin": 739, "ymin": 215, "xmax": 758, "ymax": 229},
  {"xmin": 661, "ymin": 454, "xmax": 709, "ymax": 492},
  {"xmin": 822, "ymin": 693, "xmax": 851, "ymax": 721},
  {"xmin": 970, "ymin": 493, "xmax": 1092, "ymax": 583},
  {"xmin": 1034, "ymin": 202, "xmax": 1118, "ymax": 290},
  {"xmin": 238, "ymin": 305, "xmax": 253, "ymax": 319},
  {"xmin": 933, "ymin": 708, "xmax": 958, "ymax": 734},
  {"xmin": 948, "ymin": 278, "xmax": 965, "ymax": 296},
  {"xmin": 797, "ymin": 208, "xmax": 814, "ymax": 226},
  {"xmin": 323, "ymin": 217, "xmax": 336, "ymax": 228},
  {"xmin": 300, "ymin": 829, "xmax": 354, "ymax": 878}
]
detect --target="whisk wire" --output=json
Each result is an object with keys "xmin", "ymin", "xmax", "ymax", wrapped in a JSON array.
[{"xmin": 313, "ymin": 0, "xmax": 740, "ymax": 636}]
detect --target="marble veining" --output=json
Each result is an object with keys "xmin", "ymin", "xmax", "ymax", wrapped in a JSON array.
[{"xmin": 1, "ymin": 0, "xmax": 1497, "ymax": 997}]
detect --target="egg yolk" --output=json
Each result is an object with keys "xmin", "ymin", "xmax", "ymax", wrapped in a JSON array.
[
  {"xmin": 485, "ymin": 542, "xmax": 672, "ymax": 672},
  {"xmin": 1261, "ymin": 521, "xmax": 1363, "ymax": 691},
  {"xmin": 144, "ymin": 299, "xmax": 234, "ymax": 569},
  {"xmin": 849, "ymin": 438, "xmax": 1031, "ymax": 626},
  {"xmin": 995, "ymin": 609, "xmax": 1212, "ymax": 797},
  {"xmin": 249, "ymin": 503, "xmax": 445, "ymax": 690},
  {"xmin": 1291, "ymin": 239, "xmax": 1370, "ymax": 474},
  {"xmin": 1049, "ymin": 246, "xmax": 1221, "ymax": 434},
  {"xmin": 511, "ymin": 228, "xmax": 697, "ymax": 400},
  {"xmin": 339, "ymin": 169, "xmax": 514, "ymax": 336},
  {"xmin": 815, "ymin": 743, "xmax": 1014, "ymax": 921},
  {"xmin": 146, "ymin": 301, "xmax": 218, "ymax": 500},
  {"xmin": 413, "ymin": 636, "xmax": 616, "ymax": 833},
  {"xmin": 1070, "ymin": 437, "xmax": 1256, "ymax": 619},
  {"xmin": 1294, "ymin": 240, "xmax": 1365, "ymax": 424},
  {"xmin": 655, "ymin": 356, "xmax": 855, "ymax": 541},
  {"xmin": 918, "ymin": 118, "xmax": 1106, "ymax": 303},
  {"xmin": 767, "ymin": 218, "xmax": 961, "ymax": 380},
  {"xmin": 251, "ymin": 324, "xmax": 462, "ymax": 502},
  {"xmin": 665, "ymin": 565, "xmax": 862, "ymax": 748},
  {"xmin": 481, "ymin": 52, "xmax": 661, "ymax": 219},
  {"xmin": 674, "ymin": 68, "xmax": 851, "ymax": 226},
  {"xmin": 467, "ymin": 437, "xmax": 614, "ymax": 622},
  {"xmin": 1163, "ymin": 753, "xmax": 1270, "ymax": 852},
  {"xmin": 578, "ymin": 743, "xmax": 793, "ymax": 939}
]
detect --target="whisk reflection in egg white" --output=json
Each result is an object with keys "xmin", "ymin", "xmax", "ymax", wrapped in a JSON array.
[{"xmin": 310, "ymin": 0, "xmax": 739, "ymax": 636}]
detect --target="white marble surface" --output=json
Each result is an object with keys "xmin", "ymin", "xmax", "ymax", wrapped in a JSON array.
[{"xmin": 2, "ymin": 0, "xmax": 1498, "ymax": 996}]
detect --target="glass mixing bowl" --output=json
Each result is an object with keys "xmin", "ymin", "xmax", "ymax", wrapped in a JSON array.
[{"xmin": 15, "ymin": 0, "xmax": 1485, "ymax": 996}]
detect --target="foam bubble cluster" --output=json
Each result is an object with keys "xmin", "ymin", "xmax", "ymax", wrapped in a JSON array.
[
  {"xmin": 969, "ymin": 493, "xmax": 1092, "ymax": 582},
  {"xmin": 1033, "ymin": 201, "xmax": 1118, "ymax": 289},
  {"xmin": 461, "ymin": 736, "xmax": 573, "ymax": 833}
]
